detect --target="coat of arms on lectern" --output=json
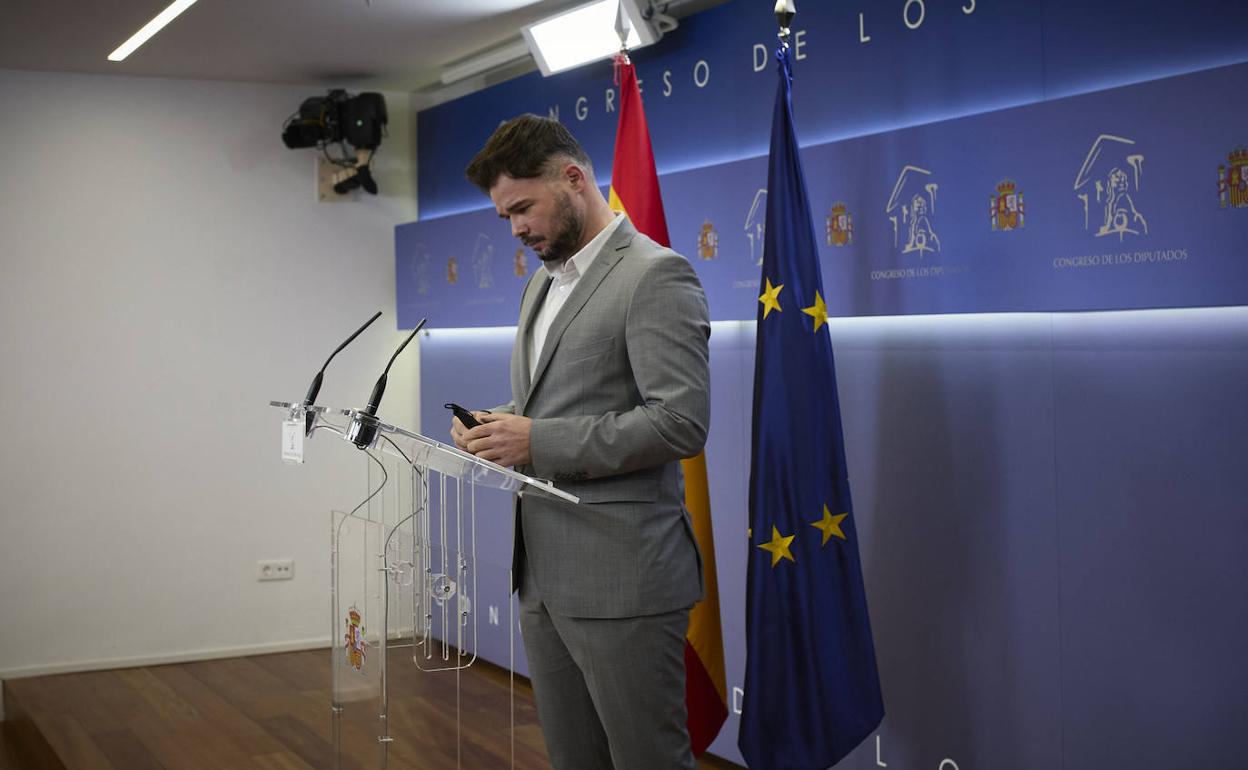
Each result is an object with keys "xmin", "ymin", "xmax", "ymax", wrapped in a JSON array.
[{"xmin": 344, "ymin": 607, "xmax": 366, "ymax": 672}]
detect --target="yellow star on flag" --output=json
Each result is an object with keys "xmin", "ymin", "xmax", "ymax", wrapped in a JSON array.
[
  {"xmin": 811, "ymin": 504, "xmax": 848, "ymax": 546},
  {"xmin": 758, "ymin": 278, "xmax": 784, "ymax": 319},
  {"xmin": 757, "ymin": 525, "xmax": 796, "ymax": 567},
  {"xmin": 801, "ymin": 290, "xmax": 829, "ymax": 332}
]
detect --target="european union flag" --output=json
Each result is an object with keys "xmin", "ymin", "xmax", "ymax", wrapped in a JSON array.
[{"xmin": 738, "ymin": 40, "xmax": 885, "ymax": 770}]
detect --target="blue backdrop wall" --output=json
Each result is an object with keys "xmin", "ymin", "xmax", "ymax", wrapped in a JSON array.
[
  {"xmin": 399, "ymin": 0, "xmax": 1248, "ymax": 327},
  {"xmin": 402, "ymin": 61, "xmax": 1248, "ymax": 327},
  {"xmin": 407, "ymin": 1, "xmax": 1248, "ymax": 766},
  {"xmin": 418, "ymin": 309, "xmax": 1248, "ymax": 769},
  {"xmin": 415, "ymin": 0, "xmax": 1248, "ymax": 221}
]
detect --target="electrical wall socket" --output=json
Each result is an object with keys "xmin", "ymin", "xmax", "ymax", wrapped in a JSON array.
[{"xmin": 257, "ymin": 559, "xmax": 295, "ymax": 581}]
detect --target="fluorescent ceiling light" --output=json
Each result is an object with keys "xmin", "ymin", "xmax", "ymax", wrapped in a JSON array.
[
  {"xmin": 108, "ymin": 0, "xmax": 200, "ymax": 62},
  {"xmin": 522, "ymin": 0, "xmax": 659, "ymax": 77},
  {"xmin": 440, "ymin": 39, "xmax": 533, "ymax": 86}
]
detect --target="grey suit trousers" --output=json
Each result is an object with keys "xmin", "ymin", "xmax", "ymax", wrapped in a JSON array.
[{"xmin": 519, "ymin": 555, "xmax": 697, "ymax": 770}]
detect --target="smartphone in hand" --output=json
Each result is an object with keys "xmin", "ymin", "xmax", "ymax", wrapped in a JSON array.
[{"xmin": 445, "ymin": 402, "xmax": 482, "ymax": 429}]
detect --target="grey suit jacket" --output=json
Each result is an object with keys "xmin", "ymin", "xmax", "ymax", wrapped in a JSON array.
[{"xmin": 501, "ymin": 217, "xmax": 710, "ymax": 618}]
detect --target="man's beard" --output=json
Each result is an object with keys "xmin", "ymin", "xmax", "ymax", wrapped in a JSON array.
[{"xmin": 525, "ymin": 192, "xmax": 583, "ymax": 264}]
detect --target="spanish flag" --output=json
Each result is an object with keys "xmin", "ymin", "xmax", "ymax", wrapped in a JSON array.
[{"xmin": 607, "ymin": 54, "xmax": 728, "ymax": 757}]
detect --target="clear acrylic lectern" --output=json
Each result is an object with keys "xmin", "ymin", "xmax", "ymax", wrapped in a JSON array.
[{"xmin": 270, "ymin": 401, "xmax": 576, "ymax": 770}]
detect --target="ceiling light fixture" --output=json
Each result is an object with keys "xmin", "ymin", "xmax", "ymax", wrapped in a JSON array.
[
  {"xmin": 439, "ymin": 39, "xmax": 534, "ymax": 86},
  {"xmin": 107, "ymin": 0, "xmax": 200, "ymax": 62},
  {"xmin": 522, "ymin": 0, "xmax": 661, "ymax": 77}
]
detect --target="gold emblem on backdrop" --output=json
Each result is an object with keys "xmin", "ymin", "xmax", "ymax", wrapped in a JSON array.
[
  {"xmin": 990, "ymin": 179, "xmax": 1025, "ymax": 231},
  {"xmin": 1218, "ymin": 147, "xmax": 1248, "ymax": 209},
  {"xmin": 447, "ymin": 256, "xmax": 458, "ymax": 285},
  {"xmin": 698, "ymin": 220, "xmax": 719, "ymax": 259},
  {"xmin": 514, "ymin": 247, "xmax": 528, "ymax": 276},
  {"xmin": 826, "ymin": 202, "xmax": 853, "ymax": 247}
]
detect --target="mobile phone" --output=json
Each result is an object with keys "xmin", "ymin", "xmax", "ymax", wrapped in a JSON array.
[{"xmin": 445, "ymin": 402, "xmax": 482, "ymax": 429}]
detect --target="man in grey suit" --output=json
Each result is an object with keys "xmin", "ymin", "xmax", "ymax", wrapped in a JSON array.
[{"xmin": 450, "ymin": 114, "xmax": 710, "ymax": 770}]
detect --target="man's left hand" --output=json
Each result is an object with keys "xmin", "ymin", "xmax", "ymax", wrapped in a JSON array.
[{"xmin": 464, "ymin": 413, "xmax": 532, "ymax": 468}]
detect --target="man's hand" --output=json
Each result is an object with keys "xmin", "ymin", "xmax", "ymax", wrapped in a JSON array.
[
  {"xmin": 462, "ymin": 413, "xmax": 532, "ymax": 468},
  {"xmin": 449, "ymin": 412, "xmax": 490, "ymax": 451}
]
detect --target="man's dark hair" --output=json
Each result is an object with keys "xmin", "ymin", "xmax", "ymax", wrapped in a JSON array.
[{"xmin": 465, "ymin": 113, "xmax": 592, "ymax": 192}]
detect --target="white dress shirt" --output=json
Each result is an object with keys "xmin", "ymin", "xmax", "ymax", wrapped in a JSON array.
[{"xmin": 528, "ymin": 214, "xmax": 626, "ymax": 379}]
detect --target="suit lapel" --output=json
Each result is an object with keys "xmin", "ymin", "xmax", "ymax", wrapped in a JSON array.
[
  {"xmin": 528, "ymin": 218, "xmax": 638, "ymax": 397},
  {"xmin": 515, "ymin": 272, "xmax": 552, "ymax": 407}
]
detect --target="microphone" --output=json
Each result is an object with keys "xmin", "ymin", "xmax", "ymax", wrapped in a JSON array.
[
  {"xmin": 349, "ymin": 317, "xmax": 428, "ymax": 449},
  {"xmin": 303, "ymin": 311, "xmax": 383, "ymax": 435}
]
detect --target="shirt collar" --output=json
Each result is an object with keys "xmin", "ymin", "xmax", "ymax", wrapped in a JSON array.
[{"xmin": 542, "ymin": 213, "xmax": 626, "ymax": 282}]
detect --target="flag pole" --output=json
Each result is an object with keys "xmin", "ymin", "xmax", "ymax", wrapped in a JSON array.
[
  {"xmin": 607, "ymin": 4, "xmax": 730, "ymax": 753},
  {"xmin": 775, "ymin": 0, "xmax": 795, "ymax": 51},
  {"xmin": 614, "ymin": 0, "xmax": 632, "ymax": 64}
]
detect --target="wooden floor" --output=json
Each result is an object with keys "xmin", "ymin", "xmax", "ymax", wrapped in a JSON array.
[{"xmin": 1, "ymin": 648, "xmax": 743, "ymax": 769}]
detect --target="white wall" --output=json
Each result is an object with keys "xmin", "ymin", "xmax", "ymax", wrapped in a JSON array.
[{"xmin": 0, "ymin": 69, "xmax": 421, "ymax": 703}]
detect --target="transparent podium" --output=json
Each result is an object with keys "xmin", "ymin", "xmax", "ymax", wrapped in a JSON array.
[{"xmin": 270, "ymin": 401, "xmax": 576, "ymax": 770}]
